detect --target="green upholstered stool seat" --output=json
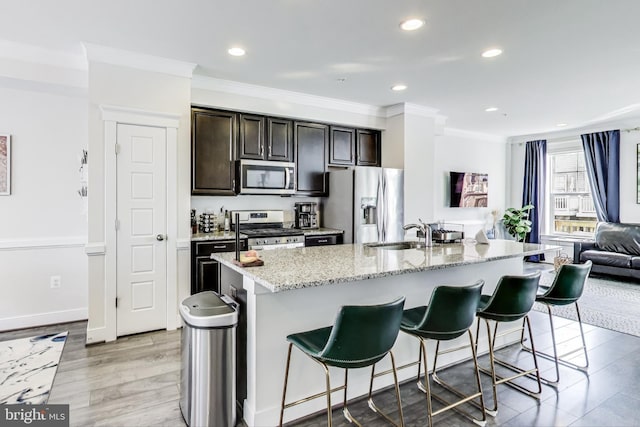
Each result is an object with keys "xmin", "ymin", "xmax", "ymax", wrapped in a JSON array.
[
  {"xmin": 475, "ymin": 272, "xmax": 542, "ymax": 416},
  {"xmin": 398, "ymin": 281, "xmax": 487, "ymax": 427},
  {"xmin": 279, "ymin": 297, "xmax": 406, "ymax": 427},
  {"xmin": 521, "ymin": 260, "xmax": 593, "ymax": 384}
]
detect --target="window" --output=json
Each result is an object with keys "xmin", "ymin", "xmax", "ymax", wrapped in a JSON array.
[{"xmin": 547, "ymin": 151, "xmax": 597, "ymax": 236}]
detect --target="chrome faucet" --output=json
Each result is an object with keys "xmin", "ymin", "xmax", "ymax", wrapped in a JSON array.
[{"xmin": 403, "ymin": 218, "xmax": 433, "ymax": 247}]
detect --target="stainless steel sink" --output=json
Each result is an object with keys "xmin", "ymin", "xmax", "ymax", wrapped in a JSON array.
[{"xmin": 365, "ymin": 241, "xmax": 426, "ymax": 250}]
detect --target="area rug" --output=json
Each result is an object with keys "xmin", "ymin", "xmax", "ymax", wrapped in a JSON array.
[
  {"xmin": 535, "ymin": 273, "xmax": 640, "ymax": 337},
  {"xmin": 0, "ymin": 331, "xmax": 67, "ymax": 404}
]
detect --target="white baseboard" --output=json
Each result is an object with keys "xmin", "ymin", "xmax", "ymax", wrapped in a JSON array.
[
  {"xmin": 86, "ymin": 326, "xmax": 113, "ymax": 345},
  {"xmin": 0, "ymin": 308, "xmax": 87, "ymax": 332}
]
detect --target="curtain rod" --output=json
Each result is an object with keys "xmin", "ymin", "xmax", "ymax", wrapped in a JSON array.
[{"xmin": 623, "ymin": 126, "xmax": 640, "ymax": 132}]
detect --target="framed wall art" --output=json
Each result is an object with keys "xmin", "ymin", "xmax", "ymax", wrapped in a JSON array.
[{"xmin": 0, "ymin": 134, "xmax": 10, "ymax": 195}]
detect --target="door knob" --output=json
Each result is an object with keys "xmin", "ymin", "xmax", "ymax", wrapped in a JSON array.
[{"xmin": 156, "ymin": 234, "xmax": 165, "ymax": 241}]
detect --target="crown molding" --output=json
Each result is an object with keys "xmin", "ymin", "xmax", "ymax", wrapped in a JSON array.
[
  {"xmin": 0, "ymin": 39, "xmax": 87, "ymax": 70},
  {"xmin": 384, "ymin": 103, "xmax": 442, "ymax": 119},
  {"xmin": 83, "ymin": 43, "xmax": 196, "ymax": 78},
  {"xmin": 192, "ymin": 75, "xmax": 387, "ymax": 118},
  {"xmin": 443, "ymin": 127, "xmax": 506, "ymax": 143},
  {"xmin": 100, "ymin": 105, "xmax": 180, "ymax": 128}
]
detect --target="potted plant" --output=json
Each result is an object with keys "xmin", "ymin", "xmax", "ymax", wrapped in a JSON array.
[{"xmin": 502, "ymin": 205, "xmax": 534, "ymax": 242}]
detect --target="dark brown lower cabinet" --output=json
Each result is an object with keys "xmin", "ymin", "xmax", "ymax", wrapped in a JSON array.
[
  {"xmin": 305, "ymin": 233, "xmax": 343, "ymax": 246},
  {"xmin": 190, "ymin": 240, "xmax": 247, "ymax": 294}
]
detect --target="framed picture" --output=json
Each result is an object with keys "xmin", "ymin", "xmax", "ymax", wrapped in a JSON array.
[
  {"xmin": 0, "ymin": 134, "xmax": 10, "ymax": 195},
  {"xmin": 637, "ymin": 143, "xmax": 640, "ymax": 204}
]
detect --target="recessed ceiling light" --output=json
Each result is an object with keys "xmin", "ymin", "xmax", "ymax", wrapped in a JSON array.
[
  {"xmin": 391, "ymin": 84, "xmax": 407, "ymax": 91},
  {"xmin": 228, "ymin": 47, "xmax": 246, "ymax": 57},
  {"xmin": 400, "ymin": 18, "xmax": 425, "ymax": 31},
  {"xmin": 336, "ymin": 77, "xmax": 347, "ymax": 83},
  {"xmin": 485, "ymin": 107, "xmax": 499, "ymax": 112},
  {"xmin": 556, "ymin": 123, "xmax": 568, "ymax": 127},
  {"xmin": 481, "ymin": 48, "xmax": 503, "ymax": 58}
]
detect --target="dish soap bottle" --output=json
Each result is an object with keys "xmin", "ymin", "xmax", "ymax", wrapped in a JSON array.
[{"xmin": 224, "ymin": 210, "xmax": 230, "ymax": 233}]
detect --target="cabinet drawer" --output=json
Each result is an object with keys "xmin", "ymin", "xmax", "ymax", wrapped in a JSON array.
[
  {"xmin": 194, "ymin": 240, "xmax": 246, "ymax": 256},
  {"xmin": 305, "ymin": 234, "xmax": 341, "ymax": 246}
]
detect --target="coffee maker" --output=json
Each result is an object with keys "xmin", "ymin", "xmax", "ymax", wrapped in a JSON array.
[{"xmin": 294, "ymin": 202, "xmax": 318, "ymax": 229}]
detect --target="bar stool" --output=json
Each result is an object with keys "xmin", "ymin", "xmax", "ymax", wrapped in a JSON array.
[
  {"xmin": 397, "ymin": 281, "xmax": 487, "ymax": 427},
  {"xmin": 279, "ymin": 297, "xmax": 406, "ymax": 427},
  {"xmin": 475, "ymin": 272, "xmax": 542, "ymax": 416},
  {"xmin": 521, "ymin": 260, "xmax": 592, "ymax": 385}
]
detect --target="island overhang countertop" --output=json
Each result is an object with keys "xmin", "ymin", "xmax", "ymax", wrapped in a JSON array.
[{"xmin": 211, "ymin": 240, "xmax": 559, "ymax": 293}]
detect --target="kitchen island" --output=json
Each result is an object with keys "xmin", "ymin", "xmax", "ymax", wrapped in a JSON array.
[{"xmin": 213, "ymin": 240, "xmax": 559, "ymax": 426}]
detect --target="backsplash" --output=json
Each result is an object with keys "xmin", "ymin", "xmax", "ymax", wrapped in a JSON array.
[{"xmin": 191, "ymin": 195, "xmax": 322, "ymax": 229}]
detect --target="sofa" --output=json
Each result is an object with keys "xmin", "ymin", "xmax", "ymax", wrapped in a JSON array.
[{"xmin": 573, "ymin": 222, "xmax": 640, "ymax": 280}]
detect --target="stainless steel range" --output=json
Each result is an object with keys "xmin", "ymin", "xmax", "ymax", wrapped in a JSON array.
[{"xmin": 231, "ymin": 210, "xmax": 304, "ymax": 250}]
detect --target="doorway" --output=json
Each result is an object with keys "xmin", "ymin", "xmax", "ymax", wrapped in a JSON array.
[{"xmin": 116, "ymin": 124, "xmax": 167, "ymax": 336}]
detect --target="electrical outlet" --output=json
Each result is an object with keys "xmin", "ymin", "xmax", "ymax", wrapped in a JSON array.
[{"xmin": 50, "ymin": 275, "xmax": 61, "ymax": 289}]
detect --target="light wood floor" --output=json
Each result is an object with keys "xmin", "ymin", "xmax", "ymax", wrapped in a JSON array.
[{"xmin": 3, "ymin": 306, "xmax": 640, "ymax": 426}]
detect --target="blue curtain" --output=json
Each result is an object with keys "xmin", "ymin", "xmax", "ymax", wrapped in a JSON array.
[
  {"xmin": 522, "ymin": 140, "xmax": 546, "ymax": 262},
  {"xmin": 581, "ymin": 130, "xmax": 620, "ymax": 223}
]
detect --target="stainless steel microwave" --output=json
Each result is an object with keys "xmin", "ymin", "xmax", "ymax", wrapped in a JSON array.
[{"xmin": 235, "ymin": 159, "xmax": 296, "ymax": 195}]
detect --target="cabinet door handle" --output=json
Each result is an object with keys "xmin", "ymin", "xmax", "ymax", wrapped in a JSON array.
[
  {"xmin": 213, "ymin": 245, "xmax": 226, "ymax": 249},
  {"xmin": 260, "ymin": 144, "xmax": 264, "ymax": 156},
  {"xmin": 318, "ymin": 239, "xmax": 328, "ymax": 243}
]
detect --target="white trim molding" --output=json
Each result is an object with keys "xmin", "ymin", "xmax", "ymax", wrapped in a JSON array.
[
  {"xmin": 192, "ymin": 75, "xmax": 387, "ymax": 118},
  {"xmin": 0, "ymin": 236, "xmax": 86, "ymax": 251},
  {"xmin": 176, "ymin": 239, "xmax": 191, "ymax": 250},
  {"xmin": 385, "ymin": 102, "xmax": 442, "ymax": 119},
  {"xmin": 83, "ymin": 43, "xmax": 196, "ymax": 78},
  {"xmin": 100, "ymin": 105, "xmax": 180, "ymax": 128},
  {"xmin": 85, "ymin": 242, "xmax": 106, "ymax": 256}
]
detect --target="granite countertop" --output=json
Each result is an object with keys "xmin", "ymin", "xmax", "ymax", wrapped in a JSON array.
[
  {"xmin": 191, "ymin": 227, "xmax": 343, "ymax": 241},
  {"xmin": 192, "ymin": 231, "xmax": 247, "ymax": 241},
  {"xmin": 212, "ymin": 240, "xmax": 560, "ymax": 293},
  {"xmin": 302, "ymin": 227, "xmax": 343, "ymax": 236}
]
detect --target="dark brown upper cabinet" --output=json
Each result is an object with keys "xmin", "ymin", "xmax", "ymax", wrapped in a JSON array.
[
  {"xmin": 191, "ymin": 108, "xmax": 237, "ymax": 195},
  {"xmin": 238, "ymin": 115, "xmax": 293, "ymax": 162},
  {"xmin": 266, "ymin": 117, "xmax": 293, "ymax": 162},
  {"xmin": 356, "ymin": 129, "xmax": 381, "ymax": 166},
  {"xmin": 238, "ymin": 114, "xmax": 265, "ymax": 160},
  {"xmin": 329, "ymin": 126, "xmax": 355, "ymax": 166},
  {"xmin": 295, "ymin": 122, "xmax": 328, "ymax": 196}
]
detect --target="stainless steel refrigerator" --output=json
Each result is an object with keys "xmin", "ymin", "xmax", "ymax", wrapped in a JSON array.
[{"xmin": 324, "ymin": 167, "xmax": 404, "ymax": 244}]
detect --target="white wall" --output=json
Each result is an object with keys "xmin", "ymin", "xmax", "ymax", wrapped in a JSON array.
[
  {"xmin": 434, "ymin": 131, "xmax": 508, "ymax": 235},
  {"xmin": 403, "ymin": 112, "xmax": 436, "ymax": 225},
  {"xmin": 0, "ymin": 84, "xmax": 88, "ymax": 330},
  {"xmin": 86, "ymin": 61, "xmax": 192, "ymax": 343}
]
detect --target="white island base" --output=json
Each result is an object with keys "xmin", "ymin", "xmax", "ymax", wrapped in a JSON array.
[{"xmin": 215, "ymin": 241, "xmax": 556, "ymax": 426}]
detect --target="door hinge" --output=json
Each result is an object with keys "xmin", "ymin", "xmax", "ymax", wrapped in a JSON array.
[
  {"xmin": 115, "ymin": 143, "xmax": 120, "ymax": 155},
  {"xmin": 115, "ymin": 219, "xmax": 120, "ymax": 231},
  {"xmin": 115, "ymin": 297, "xmax": 119, "ymax": 308}
]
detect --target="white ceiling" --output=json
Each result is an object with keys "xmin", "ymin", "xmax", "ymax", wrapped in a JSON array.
[{"xmin": 2, "ymin": 0, "xmax": 640, "ymax": 137}]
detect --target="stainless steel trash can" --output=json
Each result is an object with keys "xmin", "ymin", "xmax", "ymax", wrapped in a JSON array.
[{"xmin": 180, "ymin": 291, "xmax": 239, "ymax": 427}]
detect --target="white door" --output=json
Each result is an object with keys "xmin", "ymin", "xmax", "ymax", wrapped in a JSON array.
[{"xmin": 116, "ymin": 124, "xmax": 167, "ymax": 336}]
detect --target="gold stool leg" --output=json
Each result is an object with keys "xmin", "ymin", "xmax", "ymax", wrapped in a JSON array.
[
  {"xmin": 367, "ymin": 352, "xmax": 405, "ymax": 427},
  {"xmin": 480, "ymin": 316, "xmax": 542, "ymax": 414},
  {"xmin": 521, "ymin": 302, "xmax": 590, "ymax": 384},
  {"xmin": 428, "ymin": 331, "xmax": 487, "ymax": 426},
  {"xmin": 279, "ymin": 343, "xmax": 293, "ymax": 426}
]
